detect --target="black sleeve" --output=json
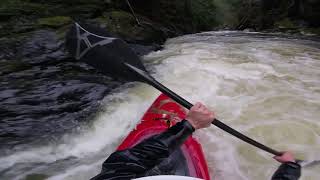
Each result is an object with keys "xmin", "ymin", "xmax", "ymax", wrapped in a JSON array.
[
  {"xmin": 271, "ymin": 162, "xmax": 301, "ymax": 180},
  {"xmin": 91, "ymin": 120, "xmax": 195, "ymax": 180}
]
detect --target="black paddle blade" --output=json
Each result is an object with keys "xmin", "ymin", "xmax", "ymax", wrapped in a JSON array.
[{"xmin": 65, "ymin": 22, "xmax": 147, "ymax": 82}]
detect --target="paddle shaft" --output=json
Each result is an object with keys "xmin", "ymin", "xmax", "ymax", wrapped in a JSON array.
[
  {"xmin": 68, "ymin": 22, "xmax": 313, "ymax": 164},
  {"xmin": 135, "ymin": 68, "xmax": 282, "ymax": 156}
]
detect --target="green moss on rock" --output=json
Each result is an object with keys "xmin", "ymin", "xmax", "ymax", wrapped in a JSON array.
[
  {"xmin": 38, "ymin": 16, "xmax": 71, "ymax": 28},
  {"xmin": 301, "ymin": 27, "xmax": 320, "ymax": 36},
  {"xmin": 55, "ymin": 24, "xmax": 72, "ymax": 40},
  {"xmin": 96, "ymin": 11, "xmax": 136, "ymax": 38},
  {"xmin": 190, "ymin": 0, "xmax": 218, "ymax": 30},
  {"xmin": 96, "ymin": 10, "xmax": 167, "ymax": 43},
  {"xmin": 0, "ymin": 60, "xmax": 32, "ymax": 75},
  {"xmin": 24, "ymin": 173, "xmax": 48, "ymax": 180},
  {"xmin": 275, "ymin": 18, "xmax": 297, "ymax": 29},
  {"xmin": 0, "ymin": 0, "xmax": 50, "ymax": 19}
]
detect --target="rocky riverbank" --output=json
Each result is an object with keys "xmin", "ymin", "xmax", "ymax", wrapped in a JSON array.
[{"xmin": 1, "ymin": 0, "xmax": 319, "ymax": 40}]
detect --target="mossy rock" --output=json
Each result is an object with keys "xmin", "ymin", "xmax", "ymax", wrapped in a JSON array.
[
  {"xmin": 55, "ymin": 23, "xmax": 72, "ymax": 40},
  {"xmin": 300, "ymin": 27, "xmax": 320, "ymax": 36},
  {"xmin": 38, "ymin": 16, "xmax": 71, "ymax": 28},
  {"xmin": 24, "ymin": 173, "xmax": 48, "ymax": 180},
  {"xmin": 0, "ymin": 60, "xmax": 32, "ymax": 75},
  {"xmin": 101, "ymin": 11, "xmax": 136, "ymax": 34},
  {"xmin": 62, "ymin": 4, "xmax": 104, "ymax": 18},
  {"xmin": 275, "ymin": 18, "xmax": 298, "ymax": 30},
  {"xmin": 96, "ymin": 10, "xmax": 167, "ymax": 44}
]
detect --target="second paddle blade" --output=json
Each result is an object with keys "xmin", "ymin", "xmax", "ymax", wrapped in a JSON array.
[{"xmin": 66, "ymin": 22, "xmax": 147, "ymax": 82}]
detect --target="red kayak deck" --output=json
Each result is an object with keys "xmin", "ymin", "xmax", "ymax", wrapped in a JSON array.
[{"xmin": 117, "ymin": 94, "xmax": 210, "ymax": 180}]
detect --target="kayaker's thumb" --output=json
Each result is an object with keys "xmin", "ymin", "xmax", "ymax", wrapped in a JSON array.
[{"xmin": 273, "ymin": 151, "xmax": 295, "ymax": 163}]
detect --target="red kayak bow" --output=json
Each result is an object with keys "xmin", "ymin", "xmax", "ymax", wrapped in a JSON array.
[{"xmin": 117, "ymin": 94, "xmax": 210, "ymax": 179}]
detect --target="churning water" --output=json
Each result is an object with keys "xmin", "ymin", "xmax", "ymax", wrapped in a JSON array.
[{"xmin": 1, "ymin": 32, "xmax": 319, "ymax": 180}]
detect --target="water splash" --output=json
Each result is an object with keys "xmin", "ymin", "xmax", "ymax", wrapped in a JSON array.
[{"xmin": 1, "ymin": 32, "xmax": 319, "ymax": 180}]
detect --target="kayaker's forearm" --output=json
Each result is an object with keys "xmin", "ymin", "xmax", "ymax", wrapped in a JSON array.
[
  {"xmin": 92, "ymin": 120, "xmax": 195, "ymax": 179},
  {"xmin": 128, "ymin": 120, "xmax": 195, "ymax": 165},
  {"xmin": 271, "ymin": 162, "xmax": 301, "ymax": 180},
  {"xmin": 151, "ymin": 120, "xmax": 195, "ymax": 153}
]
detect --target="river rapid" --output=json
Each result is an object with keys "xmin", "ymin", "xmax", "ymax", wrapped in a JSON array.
[{"xmin": 1, "ymin": 32, "xmax": 319, "ymax": 180}]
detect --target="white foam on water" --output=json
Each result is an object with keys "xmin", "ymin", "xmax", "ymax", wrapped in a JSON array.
[
  {"xmin": 2, "ymin": 32, "xmax": 320, "ymax": 180},
  {"xmin": 145, "ymin": 34, "xmax": 320, "ymax": 180},
  {"xmin": 0, "ymin": 84, "xmax": 158, "ymax": 179}
]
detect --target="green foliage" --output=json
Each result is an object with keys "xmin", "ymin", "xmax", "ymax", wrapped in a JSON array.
[
  {"xmin": 0, "ymin": 0, "xmax": 319, "ymax": 39},
  {"xmin": 189, "ymin": 0, "xmax": 253, "ymax": 29},
  {"xmin": 190, "ymin": 0, "xmax": 218, "ymax": 30},
  {"xmin": 0, "ymin": 0, "xmax": 50, "ymax": 19},
  {"xmin": 0, "ymin": 0, "xmax": 105, "ymax": 22},
  {"xmin": 212, "ymin": 0, "xmax": 243, "ymax": 28}
]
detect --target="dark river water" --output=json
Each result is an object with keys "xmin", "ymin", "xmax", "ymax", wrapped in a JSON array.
[
  {"xmin": 0, "ymin": 30, "xmax": 122, "ymax": 152},
  {"xmin": 0, "ymin": 31, "xmax": 319, "ymax": 180}
]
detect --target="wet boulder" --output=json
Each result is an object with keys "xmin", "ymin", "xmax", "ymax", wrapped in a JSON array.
[{"xmin": 91, "ymin": 10, "xmax": 172, "ymax": 44}]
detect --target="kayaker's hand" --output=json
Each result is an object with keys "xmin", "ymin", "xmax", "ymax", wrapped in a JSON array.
[
  {"xmin": 185, "ymin": 102, "xmax": 215, "ymax": 130},
  {"xmin": 274, "ymin": 151, "xmax": 295, "ymax": 163}
]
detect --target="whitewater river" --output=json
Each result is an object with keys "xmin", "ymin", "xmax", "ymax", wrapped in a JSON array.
[{"xmin": 1, "ymin": 32, "xmax": 319, "ymax": 180}]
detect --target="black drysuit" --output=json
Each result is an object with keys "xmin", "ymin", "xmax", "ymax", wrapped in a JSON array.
[{"xmin": 91, "ymin": 120, "xmax": 301, "ymax": 180}]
